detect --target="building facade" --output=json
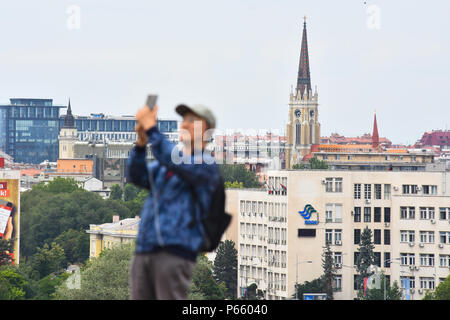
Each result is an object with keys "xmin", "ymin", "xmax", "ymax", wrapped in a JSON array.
[
  {"xmin": 0, "ymin": 98, "xmax": 65, "ymax": 164},
  {"xmin": 232, "ymin": 169, "xmax": 450, "ymax": 300},
  {"xmin": 86, "ymin": 215, "xmax": 139, "ymax": 259}
]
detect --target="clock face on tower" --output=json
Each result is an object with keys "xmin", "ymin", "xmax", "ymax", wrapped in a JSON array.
[{"xmin": 295, "ymin": 109, "xmax": 301, "ymax": 118}]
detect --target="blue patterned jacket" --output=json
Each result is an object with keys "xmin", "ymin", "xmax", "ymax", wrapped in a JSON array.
[{"xmin": 125, "ymin": 126, "xmax": 220, "ymax": 261}]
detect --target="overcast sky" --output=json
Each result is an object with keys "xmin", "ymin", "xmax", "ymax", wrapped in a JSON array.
[{"xmin": 0, "ymin": 0, "xmax": 449, "ymax": 145}]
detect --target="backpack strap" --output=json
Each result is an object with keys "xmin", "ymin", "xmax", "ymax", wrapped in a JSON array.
[{"xmin": 188, "ymin": 185, "xmax": 203, "ymax": 228}]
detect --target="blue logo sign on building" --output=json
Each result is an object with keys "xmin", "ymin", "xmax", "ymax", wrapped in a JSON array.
[{"xmin": 299, "ymin": 204, "xmax": 319, "ymax": 225}]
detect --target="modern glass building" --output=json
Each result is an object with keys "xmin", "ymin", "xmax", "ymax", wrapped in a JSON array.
[
  {"xmin": 58, "ymin": 113, "xmax": 178, "ymax": 144},
  {"xmin": 0, "ymin": 98, "xmax": 179, "ymax": 164},
  {"xmin": 0, "ymin": 98, "xmax": 65, "ymax": 164}
]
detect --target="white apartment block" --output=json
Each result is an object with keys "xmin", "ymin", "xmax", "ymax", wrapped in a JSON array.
[{"xmin": 231, "ymin": 169, "xmax": 450, "ymax": 300}]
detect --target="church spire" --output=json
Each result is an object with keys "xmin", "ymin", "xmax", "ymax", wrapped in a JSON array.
[
  {"xmin": 296, "ymin": 16, "xmax": 311, "ymax": 99},
  {"xmin": 372, "ymin": 111, "xmax": 379, "ymax": 149},
  {"xmin": 63, "ymin": 98, "xmax": 75, "ymax": 128}
]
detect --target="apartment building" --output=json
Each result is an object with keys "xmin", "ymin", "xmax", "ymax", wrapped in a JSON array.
[{"xmin": 232, "ymin": 169, "xmax": 450, "ymax": 300}]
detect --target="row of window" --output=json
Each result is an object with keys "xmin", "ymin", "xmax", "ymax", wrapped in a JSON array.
[
  {"xmin": 239, "ymin": 223, "xmax": 288, "ymax": 243},
  {"xmin": 7, "ymin": 106, "xmax": 59, "ymax": 119},
  {"xmin": 354, "ymin": 183, "xmax": 391, "ymax": 200},
  {"xmin": 400, "ymin": 230, "xmax": 450, "ymax": 244},
  {"xmin": 240, "ymin": 200, "xmax": 287, "ymax": 220},
  {"xmin": 353, "ymin": 229, "xmax": 391, "ymax": 245},
  {"xmin": 401, "ymin": 207, "xmax": 450, "ymax": 220},
  {"xmin": 239, "ymin": 267, "xmax": 287, "ymax": 292},
  {"xmin": 402, "ymin": 184, "xmax": 437, "ymax": 195},
  {"xmin": 267, "ymin": 176, "xmax": 288, "ymax": 196},
  {"xmin": 353, "ymin": 207, "xmax": 391, "ymax": 223}
]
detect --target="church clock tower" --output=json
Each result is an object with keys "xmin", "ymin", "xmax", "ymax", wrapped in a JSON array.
[
  {"xmin": 286, "ymin": 17, "xmax": 321, "ymax": 169},
  {"xmin": 58, "ymin": 99, "xmax": 78, "ymax": 159}
]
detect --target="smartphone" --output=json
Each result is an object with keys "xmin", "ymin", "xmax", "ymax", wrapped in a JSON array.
[
  {"xmin": 0, "ymin": 199, "xmax": 13, "ymax": 238},
  {"xmin": 146, "ymin": 94, "xmax": 158, "ymax": 111}
]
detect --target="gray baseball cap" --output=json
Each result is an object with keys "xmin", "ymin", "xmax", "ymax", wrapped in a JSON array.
[{"xmin": 175, "ymin": 104, "xmax": 216, "ymax": 129}]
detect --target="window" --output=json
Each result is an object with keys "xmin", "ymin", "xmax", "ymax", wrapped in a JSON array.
[
  {"xmin": 420, "ymin": 277, "xmax": 435, "ymax": 290},
  {"xmin": 440, "ymin": 207, "xmax": 450, "ymax": 220},
  {"xmin": 374, "ymin": 252, "xmax": 381, "ymax": 267},
  {"xmin": 335, "ymin": 178, "xmax": 343, "ymax": 193},
  {"xmin": 384, "ymin": 207, "xmax": 391, "ymax": 223},
  {"xmin": 326, "ymin": 178, "xmax": 342, "ymax": 193},
  {"xmin": 422, "ymin": 185, "xmax": 437, "ymax": 195},
  {"xmin": 384, "ymin": 184, "xmax": 391, "ymax": 200},
  {"xmin": 354, "ymin": 252, "xmax": 360, "ymax": 266},
  {"xmin": 440, "ymin": 232, "xmax": 450, "ymax": 244},
  {"xmin": 403, "ymin": 184, "xmax": 418, "ymax": 194},
  {"xmin": 354, "ymin": 184, "xmax": 361, "ymax": 199},
  {"xmin": 326, "ymin": 204, "xmax": 333, "ymax": 223},
  {"xmin": 401, "ymin": 230, "xmax": 415, "ymax": 243},
  {"xmin": 420, "ymin": 231, "xmax": 435, "ymax": 244},
  {"xmin": 334, "ymin": 230, "xmax": 342, "ymax": 244},
  {"xmin": 364, "ymin": 184, "xmax": 371, "ymax": 199},
  {"xmin": 384, "ymin": 229, "xmax": 391, "ymax": 245},
  {"xmin": 354, "ymin": 207, "xmax": 361, "ymax": 223},
  {"xmin": 354, "ymin": 229, "xmax": 361, "ymax": 245},
  {"xmin": 374, "ymin": 184, "xmax": 382, "ymax": 200},
  {"xmin": 400, "ymin": 277, "xmax": 415, "ymax": 289},
  {"xmin": 420, "ymin": 207, "xmax": 435, "ymax": 220},
  {"xmin": 384, "ymin": 252, "xmax": 391, "ymax": 268},
  {"xmin": 326, "ymin": 230, "xmax": 332, "ymax": 245},
  {"xmin": 325, "ymin": 178, "xmax": 333, "ymax": 192},
  {"xmin": 400, "ymin": 253, "xmax": 415, "ymax": 266},
  {"xmin": 374, "ymin": 207, "xmax": 381, "ymax": 222},
  {"xmin": 420, "ymin": 254, "xmax": 434, "ymax": 267},
  {"xmin": 335, "ymin": 204, "xmax": 342, "ymax": 223},
  {"xmin": 333, "ymin": 275, "xmax": 342, "ymax": 291},
  {"xmin": 364, "ymin": 207, "xmax": 371, "ymax": 222},
  {"xmin": 400, "ymin": 207, "xmax": 415, "ymax": 220},
  {"xmin": 439, "ymin": 255, "xmax": 450, "ymax": 267},
  {"xmin": 334, "ymin": 252, "xmax": 342, "ymax": 265},
  {"xmin": 374, "ymin": 230, "xmax": 381, "ymax": 245}
]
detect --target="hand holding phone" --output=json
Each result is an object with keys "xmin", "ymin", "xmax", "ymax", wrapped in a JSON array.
[
  {"xmin": 146, "ymin": 94, "xmax": 158, "ymax": 110},
  {"xmin": 136, "ymin": 94, "xmax": 158, "ymax": 132}
]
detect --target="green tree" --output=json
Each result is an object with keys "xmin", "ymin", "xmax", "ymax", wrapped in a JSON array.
[
  {"xmin": 224, "ymin": 181, "xmax": 244, "ymax": 189},
  {"xmin": 243, "ymin": 283, "xmax": 264, "ymax": 300},
  {"xmin": 189, "ymin": 254, "xmax": 227, "ymax": 300},
  {"xmin": 20, "ymin": 187, "xmax": 130, "ymax": 259},
  {"xmin": 422, "ymin": 275, "xmax": 450, "ymax": 300},
  {"xmin": 55, "ymin": 243, "xmax": 135, "ymax": 300},
  {"xmin": 292, "ymin": 156, "xmax": 328, "ymax": 170},
  {"xmin": 110, "ymin": 184, "xmax": 123, "ymax": 200},
  {"xmin": 293, "ymin": 276, "xmax": 325, "ymax": 300},
  {"xmin": 36, "ymin": 272, "xmax": 70, "ymax": 300},
  {"xmin": 322, "ymin": 243, "xmax": 336, "ymax": 300},
  {"xmin": 0, "ymin": 239, "xmax": 14, "ymax": 266},
  {"xmin": 33, "ymin": 177, "xmax": 81, "ymax": 194},
  {"xmin": 53, "ymin": 229, "xmax": 89, "ymax": 265},
  {"xmin": 32, "ymin": 242, "xmax": 66, "ymax": 279},
  {"xmin": 219, "ymin": 165, "xmax": 261, "ymax": 188},
  {"xmin": 0, "ymin": 266, "xmax": 28, "ymax": 300},
  {"xmin": 355, "ymin": 227, "xmax": 375, "ymax": 298},
  {"xmin": 365, "ymin": 273, "xmax": 402, "ymax": 300},
  {"xmin": 123, "ymin": 184, "xmax": 140, "ymax": 202},
  {"xmin": 309, "ymin": 156, "xmax": 328, "ymax": 169},
  {"xmin": 213, "ymin": 240, "xmax": 238, "ymax": 299}
]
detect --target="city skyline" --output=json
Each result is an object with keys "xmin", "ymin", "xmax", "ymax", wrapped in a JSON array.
[{"xmin": 0, "ymin": 1, "xmax": 449, "ymax": 146}]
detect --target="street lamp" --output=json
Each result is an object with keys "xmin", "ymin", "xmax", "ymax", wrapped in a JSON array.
[
  {"xmin": 383, "ymin": 258, "xmax": 401, "ymax": 300},
  {"xmin": 295, "ymin": 256, "xmax": 313, "ymax": 300}
]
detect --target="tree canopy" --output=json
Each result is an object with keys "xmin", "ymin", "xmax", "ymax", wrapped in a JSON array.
[
  {"xmin": 213, "ymin": 240, "xmax": 238, "ymax": 299},
  {"xmin": 219, "ymin": 164, "xmax": 261, "ymax": 188}
]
